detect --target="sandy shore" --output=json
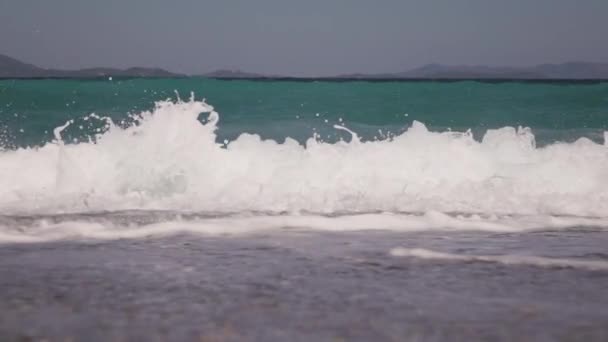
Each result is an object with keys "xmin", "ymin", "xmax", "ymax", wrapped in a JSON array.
[{"xmin": 1, "ymin": 230, "xmax": 607, "ymax": 341}]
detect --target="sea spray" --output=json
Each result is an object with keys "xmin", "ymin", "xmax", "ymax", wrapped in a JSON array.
[{"xmin": 0, "ymin": 96, "xmax": 607, "ymax": 218}]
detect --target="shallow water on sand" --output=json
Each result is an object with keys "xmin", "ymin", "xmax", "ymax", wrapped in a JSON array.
[{"xmin": 1, "ymin": 229, "xmax": 607, "ymax": 341}]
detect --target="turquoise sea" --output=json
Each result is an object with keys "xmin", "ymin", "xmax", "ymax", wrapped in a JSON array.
[{"xmin": 2, "ymin": 79, "xmax": 608, "ymax": 148}]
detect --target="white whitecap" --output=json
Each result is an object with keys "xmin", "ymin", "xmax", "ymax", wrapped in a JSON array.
[
  {"xmin": 0, "ymin": 97, "xmax": 607, "ymax": 219},
  {"xmin": 390, "ymin": 247, "xmax": 608, "ymax": 271}
]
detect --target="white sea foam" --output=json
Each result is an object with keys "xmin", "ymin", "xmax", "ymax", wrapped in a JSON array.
[
  {"xmin": 1, "ymin": 212, "xmax": 607, "ymax": 243},
  {"xmin": 390, "ymin": 247, "xmax": 608, "ymax": 271},
  {"xmin": 0, "ymin": 96, "xmax": 608, "ymax": 222}
]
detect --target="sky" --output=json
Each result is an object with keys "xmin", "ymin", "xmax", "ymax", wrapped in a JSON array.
[{"xmin": 1, "ymin": 0, "xmax": 607, "ymax": 76}]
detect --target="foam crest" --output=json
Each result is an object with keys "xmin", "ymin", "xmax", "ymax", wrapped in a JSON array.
[
  {"xmin": 390, "ymin": 247, "xmax": 608, "ymax": 271},
  {"xmin": 1, "ymin": 97, "xmax": 608, "ymax": 219}
]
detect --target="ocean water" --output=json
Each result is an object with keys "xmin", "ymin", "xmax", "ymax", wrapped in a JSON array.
[
  {"xmin": 1, "ymin": 78, "xmax": 608, "ymax": 340},
  {"xmin": 1, "ymin": 78, "xmax": 608, "ymax": 225}
]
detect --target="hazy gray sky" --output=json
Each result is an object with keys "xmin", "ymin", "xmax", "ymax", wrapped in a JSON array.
[{"xmin": 1, "ymin": 0, "xmax": 607, "ymax": 76}]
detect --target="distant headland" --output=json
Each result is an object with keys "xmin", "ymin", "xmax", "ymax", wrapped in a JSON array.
[
  {"xmin": 1, "ymin": 53, "xmax": 608, "ymax": 80},
  {"xmin": 0, "ymin": 54, "xmax": 183, "ymax": 78}
]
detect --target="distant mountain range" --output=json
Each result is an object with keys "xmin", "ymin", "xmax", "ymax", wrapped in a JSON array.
[
  {"xmin": 0, "ymin": 54, "xmax": 183, "ymax": 78},
  {"xmin": 2, "ymin": 53, "xmax": 608, "ymax": 79},
  {"xmin": 202, "ymin": 69, "xmax": 270, "ymax": 79},
  {"xmin": 336, "ymin": 62, "xmax": 608, "ymax": 79}
]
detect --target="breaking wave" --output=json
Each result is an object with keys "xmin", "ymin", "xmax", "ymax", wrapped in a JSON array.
[{"xmin": 1, "ymin": 95, "xmax": 608, "ymax": 228}]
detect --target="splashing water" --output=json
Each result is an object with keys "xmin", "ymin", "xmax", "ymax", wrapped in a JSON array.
[{"xmin": 0, "ymin": 95, "xmax": 608, "ymax": 229}]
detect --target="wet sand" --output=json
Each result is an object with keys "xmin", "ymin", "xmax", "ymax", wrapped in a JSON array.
[{"xmin": 1, "ymin": 230, "xmax": 607, "ymax": 341}]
